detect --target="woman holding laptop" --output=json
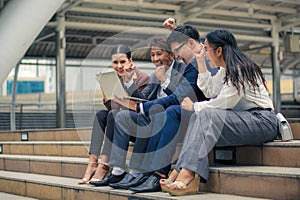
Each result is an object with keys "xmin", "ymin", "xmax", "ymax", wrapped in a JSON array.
[{"xmin": 78, "ymin": 44, "xmax": 150, "ymax": 184}]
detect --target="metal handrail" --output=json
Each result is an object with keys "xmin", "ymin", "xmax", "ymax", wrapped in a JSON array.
[
  {"xmin": 0, "ymin": 101, "xmax": 104, "ymax": 130},
  {"xmin": 0, "ymin": 101, "xmax": 103, "ymax": 107}
]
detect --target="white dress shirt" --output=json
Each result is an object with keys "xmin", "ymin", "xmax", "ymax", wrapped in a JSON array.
[
  {"xmin": 193, "ymin": 67, "xmax": 274, "ymax": 113},
  {"xmin": 139, "ymin": 60, "xmax": 175, "ymax": 114},
  {"xmin": 157, "ymin": 61, "xmax": 174, "ymax": 98}
]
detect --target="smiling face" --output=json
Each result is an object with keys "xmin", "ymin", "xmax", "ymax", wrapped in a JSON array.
[
  {"xmin": 150, "ymin": 46, "xmax": 174, "ymax": 70},
  {"xmin": 170, "ymin": 39, "xmax": 196, "ymax": 65},
  {"xmin": 111, "ymin": 53, "xmax": 132, "ymax": 76},
  {"xmin": 203, "ymin": 39, "xmax": 225, "ymax": 68}
]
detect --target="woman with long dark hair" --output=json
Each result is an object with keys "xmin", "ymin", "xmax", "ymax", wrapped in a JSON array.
[
  {"xmin": 160, "ymin": 29, "xmax": 278, "ymax": 196},
  {"xmin": 78, "ymin": 44, "xmax": 150, "ymax": 184}
]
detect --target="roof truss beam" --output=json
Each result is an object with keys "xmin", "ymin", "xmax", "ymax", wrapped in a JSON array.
[
  {"xmin": 180, "ymin": 0, "xmax": 229, "ymax": 23},
  {"xmin": 81, "ymin": 0, "xmax": 180, "ymax": 11},
  {"xmin": 227, "ymin": 0, "xmax": 297, "ymax": 14},
  {"xmin": 47, "ymin": 21, "xmax": 274, "ymax": 43}
]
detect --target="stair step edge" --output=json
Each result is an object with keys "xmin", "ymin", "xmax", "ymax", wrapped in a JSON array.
[
  {"xmin": 0, "ymin": 127, "xmax": 91, "ymax": 134},
  {"xmin": 0, "ymin": 141, "xmax": 90, "ymax": 144},
  {"xmin": 0, "ymin": 154, "xmax": 87, "ymax": 163},
  {"xmin": 0, "ymin": 171, "xmax": 267, "ymax": 200},
  {"xmin": 211, "ymin": 165, "xmax": 300, "ymax": 178}
]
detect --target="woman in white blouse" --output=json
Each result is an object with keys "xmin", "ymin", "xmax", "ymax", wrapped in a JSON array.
[{"xmin": 160, "ymin": 29, "xmax": 278, "ymax": 196}]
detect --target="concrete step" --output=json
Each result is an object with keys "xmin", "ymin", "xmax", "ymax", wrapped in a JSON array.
[
  {"xmin": 0, "ymin": 155, "xmax": 87, "ymax": 179},
  {"xmin": 0, "ymin": 121, "xmax": 298, "ymax": 143},
  {"xmin": 0, "ymin": 141, "xmax": 90, "ymax": 157},
  {"xmin": 0, "ymin": 128, "xmax": 91, "ymax": 142},
  {"xmin": 210, "ymin": 140, "xmax": 300, "ymax": 167},
  {"xmin": 290, "ymin": 122, "xmax": 300, "ymax": 139},
  {"xmin": 0, "ymin": 120, "xmax": 298, "ymax": 143},
  {"xmin": 200, "ymin": 165, "xmax": 300, "ymax": 200},
  {"xmin": 0, "ymin": 150, "xmax": 134, "ymax": 180},
  {"xmin": 0, "ymin": 170, "xmax": 268, "ymax": 200},
  {"xmin": 0, "ymin": 192, "xmax": 38, "ymax": 200},
  {"xmin": 1, "ymin": 139, "xmax": 299, "ymax": 167},
  {"xmin": 236, "ymin": 140, "xmax": 300, "ymax": 167}
]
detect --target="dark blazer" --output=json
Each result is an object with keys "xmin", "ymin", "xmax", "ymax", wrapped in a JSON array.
[
  {"xmin": 127, "ymin": 60, "xmax": 185, "ymax": 101},
  {"xmin": 141, "ymin": 58, "xmax": 208, "ymax": 115}
]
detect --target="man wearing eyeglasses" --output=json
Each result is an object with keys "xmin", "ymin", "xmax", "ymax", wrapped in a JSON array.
[{"xmin": 108, "ymin": 24, "xmax": 215, "ymax": 193}]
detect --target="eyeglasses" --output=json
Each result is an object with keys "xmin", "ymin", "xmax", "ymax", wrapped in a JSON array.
[
  {"xmin": 203, "ymin": 47, "xmax": 216, "ymax": 53},
  {"xmin": 173, "ymin": 43, "xmax": 186, "ymax": 54}
]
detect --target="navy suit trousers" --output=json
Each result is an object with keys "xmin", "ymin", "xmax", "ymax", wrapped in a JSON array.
[{"xmin": 139, "ymin": 105, "xmax": 193, "ymax": 176}]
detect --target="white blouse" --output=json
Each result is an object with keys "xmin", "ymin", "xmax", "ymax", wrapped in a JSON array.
[{"xmin": 194, "ymin": 67, "xmax": 274, "ymax": 113}]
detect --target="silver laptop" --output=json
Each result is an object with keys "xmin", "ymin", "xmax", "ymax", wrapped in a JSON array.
[{"xmin": 96, "ymin": 71, "xmax": 148, "ymax": 102}]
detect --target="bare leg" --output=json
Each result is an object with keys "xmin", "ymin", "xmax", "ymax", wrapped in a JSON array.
[
  {"xmin": 90, "ymin": 154, "xmax": 110, "ymax": 181},
  {"xmin": 78, "ymin": 154, "xmax": 98, "ymax": 184}
]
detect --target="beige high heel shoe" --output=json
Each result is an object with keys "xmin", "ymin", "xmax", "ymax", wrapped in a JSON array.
[
  {"xmin": 168, "ymin": 174, "xmax": 199, "ymax": 196},
  {"xmin": 89, "ymin": 160, "xmax": 110, "ymax": 182},
  {"xmin": 159, "ymin": 169, "xmax": 179, "ymax": 192},
  {"xmin": 78, "ymin": 161, "xmax": 98, "ymax": 184},
  {"xmin": 160, "ymin": 178, "xmax": 173, "ymax": 192}
]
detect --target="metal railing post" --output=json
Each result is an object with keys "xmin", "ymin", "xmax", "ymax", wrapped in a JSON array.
[{"xmin": 10, "ymin": 63, "xmax": 20, "ymax": 131}]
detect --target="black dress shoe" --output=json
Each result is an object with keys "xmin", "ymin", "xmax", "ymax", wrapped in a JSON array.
[
  {"xmin": 129, "ymin": 173, "xmax": 161, "ymax": 193},
  {"xmin": 110, "ymin": 173, "xmax": 149, "ymax": 190},
  {"xmin": 109, "ymin": 173, "xmax": 135, "ymax": 189},
  {"xmin": 89, "ymin": 172, "xmax": 127, "ymax": 187}
]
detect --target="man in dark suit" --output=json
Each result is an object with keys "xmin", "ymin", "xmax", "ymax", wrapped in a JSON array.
[
  {"xmin": 127, "ymin": 25, "xmax": 218, "ymax": 193},
  {"xmin": 103, "ymin": 25, "xmax": 211, "ymax": 191},
  {"xmin": 89, "ymin": 37, "xmax": 186, "ymax": 186}
]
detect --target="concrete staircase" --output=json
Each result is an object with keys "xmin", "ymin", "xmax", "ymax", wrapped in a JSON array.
[{"xmin": 0, "ymin": 124, "xmax": 299, "ymax": 200}]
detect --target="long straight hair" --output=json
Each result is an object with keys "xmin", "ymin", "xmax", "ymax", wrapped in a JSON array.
[{"xmin": 206, "ymin": 30, "xmax": 268, "ymax": 95}]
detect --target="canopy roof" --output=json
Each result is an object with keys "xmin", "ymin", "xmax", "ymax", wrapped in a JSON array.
[{"xmin": 2, "ymin": 0, "xmax": 300, "ymax": 76}]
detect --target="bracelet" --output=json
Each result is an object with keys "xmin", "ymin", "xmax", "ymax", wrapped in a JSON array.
[{"xmin": 99, "ymin": 160, "xmax": 109, "ymax": 166}]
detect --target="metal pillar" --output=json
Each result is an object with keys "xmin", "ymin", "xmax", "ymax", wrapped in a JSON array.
[
  {"xmin": 0, "ymin": 0, "xmax": 65, "ymax": 85},
  {"xmin": 271, "ymin": 21, "xmax": 281, "ymax": 113},
  {"xmin": 56, "ymin": 13, "xmax": 66, "ymax": 128},
  {"xmin": 10, "ymin": 63, "xmax": 20, "ymax": 131},
  {"xmin": 294, "ymin": 75, "xmax": 300, "ymax": 103}
]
